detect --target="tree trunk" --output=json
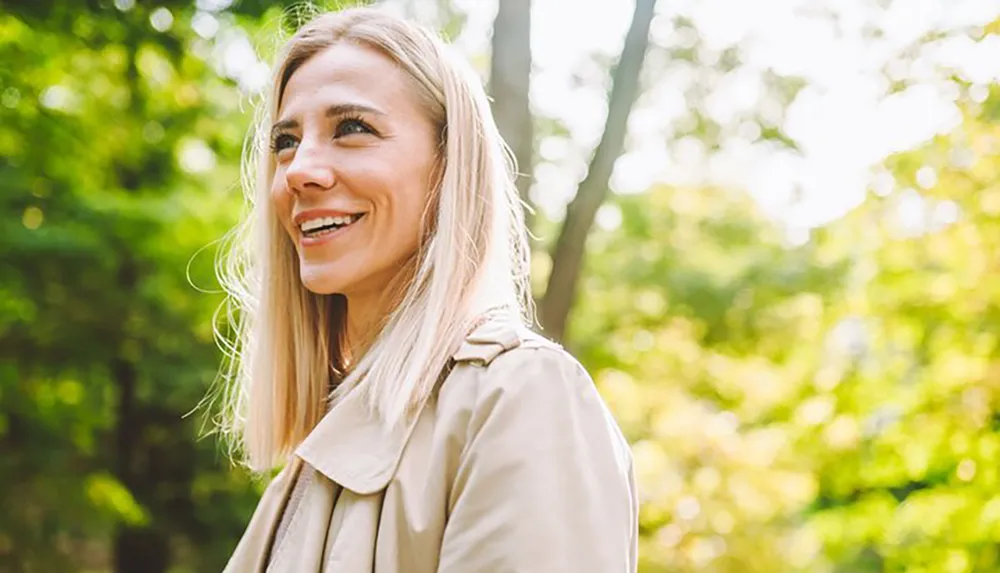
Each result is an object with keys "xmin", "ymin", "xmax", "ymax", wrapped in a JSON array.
[
  {"xmin": 539, "ymin": 0, "xmax": 657, "ymax": 342},
  {"xmin": 488, "ymin": 0, "xmax": 534, "ymax": 231},
  {"xmin": 111, "ymin": 257, "xmax": 170, "ymax": 573},
  {"xmin": 111, "ymin": 330, "xmax": 170, "ymax": 573}
]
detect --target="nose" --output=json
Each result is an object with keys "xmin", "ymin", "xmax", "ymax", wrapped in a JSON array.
[{"xmin": 284, "ymin": 143, "xmax": 336, "ymax": 194}]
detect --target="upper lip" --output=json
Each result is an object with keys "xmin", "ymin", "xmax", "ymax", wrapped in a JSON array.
[{"xmin": 292, "ymin": 208, "xmax": 366, "ymax": 227}]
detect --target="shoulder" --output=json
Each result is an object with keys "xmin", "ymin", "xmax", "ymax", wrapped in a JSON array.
[
  {"xmin": 437, "ymin": 318, "xmax": 635, "ymax": 526},
  {"xmin": 447, "ymin": 316, "xmax": 592, "ymax": 401},
  {"xmin": 441, "ymin": 317, "xmax": 629, "ymax": 458},
  {"xmin": 434, "ymin": 323, "xmax": 638, "ymax": 573}
]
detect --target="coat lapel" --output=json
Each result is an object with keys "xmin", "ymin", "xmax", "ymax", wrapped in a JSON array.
[{"xmin": 294, "ymin": 374, "xmax": 432, "ymax": 495}]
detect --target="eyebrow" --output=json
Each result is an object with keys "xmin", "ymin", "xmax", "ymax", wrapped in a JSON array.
[{"xmin": 270, "ymin": 103, "xmax": 386, "ymax": 136}]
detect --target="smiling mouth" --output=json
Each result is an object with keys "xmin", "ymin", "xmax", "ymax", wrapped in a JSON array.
[{"xmin": 299, "ymin": 213, "xmax": 366, "ymax": 239}]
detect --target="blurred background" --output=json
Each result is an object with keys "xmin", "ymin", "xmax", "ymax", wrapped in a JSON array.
[{"xmin": 3, "ymin": 0, "xmax": 1000, "ymax": 571}]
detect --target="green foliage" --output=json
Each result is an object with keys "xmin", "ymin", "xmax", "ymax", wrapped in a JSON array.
[
  {"xmin": 0, "ymin": 1, "xmax": 272, "ymax": 570},
  {"xmin": 566, "ymin": 74, "xmax": 1000, "ymax": 573}
]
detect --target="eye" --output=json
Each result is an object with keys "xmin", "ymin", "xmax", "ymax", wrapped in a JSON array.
[
  {"xmin": 270, "ymin": 132, "xmax": 298, "ymax": 154},
  {"xmin": 335, "ymin": 117, "xmax": 375, "ymax": 138}
]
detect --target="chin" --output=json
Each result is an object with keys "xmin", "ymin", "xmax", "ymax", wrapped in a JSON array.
[{"xmin": 299, "ymin": 267, "xmax": 352, "ymax": 296}]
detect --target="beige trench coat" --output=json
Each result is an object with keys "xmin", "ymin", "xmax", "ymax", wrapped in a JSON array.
[{"xmin": 223, "ymin": 318, "xmax": 638, "ymax": 572}]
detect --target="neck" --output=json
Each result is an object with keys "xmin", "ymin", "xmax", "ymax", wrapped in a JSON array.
[
  {"xmin": 344, "ymin": 291, "xmax": 383, "ymax": 360},
  {"xmin": 342, "ymin": 256, "xmax": 420, "ymax": 361}
]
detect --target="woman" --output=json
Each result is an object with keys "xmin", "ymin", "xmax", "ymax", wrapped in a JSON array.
[{"xmin": 215, "ymin": 6, "xmax": 637, "ymax": 572}]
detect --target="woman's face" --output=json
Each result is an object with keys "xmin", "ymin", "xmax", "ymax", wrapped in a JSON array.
[{"xmin": 270, "ymin": 42, "xmax": 438, "ymax": 299}]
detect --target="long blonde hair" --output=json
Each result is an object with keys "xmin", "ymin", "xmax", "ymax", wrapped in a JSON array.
[{"xmin": 210, "ymin": 6, "xmax": 533, "ymax": 472}]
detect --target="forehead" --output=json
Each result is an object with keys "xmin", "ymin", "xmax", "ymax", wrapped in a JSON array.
[{"xmin": 278, "ymin": 42, "xmax": 416, "ymax": 119}]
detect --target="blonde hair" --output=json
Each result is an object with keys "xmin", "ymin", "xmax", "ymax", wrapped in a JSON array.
[{"xmin": 210, "ymin": 6, "xmax": 533, "ymax": 471}]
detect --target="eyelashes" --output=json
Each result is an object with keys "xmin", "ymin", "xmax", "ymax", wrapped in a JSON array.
[
  {"xmin": 269, "ymin": 115, "xmax": 377, "ymax": 155},
  {"xmin": 270, "ymin": 132, "xmax": 297, "ymax": 154},
  {"xmin": 334, "ymin": 115, "xmax": 374, "ymax": 137}
]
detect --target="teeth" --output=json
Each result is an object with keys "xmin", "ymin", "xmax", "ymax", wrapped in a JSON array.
[{"xmin": 299, "ymin": 214, "xmax": 360, "ymax": 233}]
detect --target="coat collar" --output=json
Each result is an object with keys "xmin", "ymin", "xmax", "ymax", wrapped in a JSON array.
[{"xmin": 294, "ymin": 315, "xmax": 525, "ymax": 494}]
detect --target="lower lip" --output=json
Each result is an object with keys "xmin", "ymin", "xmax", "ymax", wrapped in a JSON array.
[{"xmin": 299, "ymin": 215, "xmax": 365, "ymax": 248}]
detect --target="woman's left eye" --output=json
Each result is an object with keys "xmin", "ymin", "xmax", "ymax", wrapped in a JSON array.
[{"xmin": 335, "ymin": 118, "xmax": 374, "ymax": 138}]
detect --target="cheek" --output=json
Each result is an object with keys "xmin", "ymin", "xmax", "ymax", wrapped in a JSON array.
[
  {"xmin": 268, "ymin": 177, "xmax": 299, "ymax": 241},
  {"xmin": 269, "ymin": 176, "xmax": 293, "ymax": 218},
  {"xmin": 392, "ymin": 178, "xmax": 434, "ymax": 242}
]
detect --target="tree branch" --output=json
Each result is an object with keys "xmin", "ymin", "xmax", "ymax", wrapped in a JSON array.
[{"xmin": 540, "ymin": 0, "xmax": 658, "ymax": 342}]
